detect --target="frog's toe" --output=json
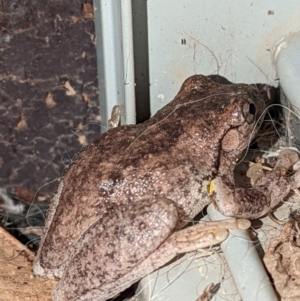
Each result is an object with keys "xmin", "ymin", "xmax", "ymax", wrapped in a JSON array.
[
  {"xmin": 172, "ymin": 217, "xmax": 251, "ymax": 253},
  {"xmin": 289, "ymin": 169, "xmax": 300, "ymax": 189}
]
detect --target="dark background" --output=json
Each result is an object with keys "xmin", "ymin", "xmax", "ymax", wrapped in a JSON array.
[{"xmin": 0, "ymin": 0, "xmax": 100, "ymax": 197}]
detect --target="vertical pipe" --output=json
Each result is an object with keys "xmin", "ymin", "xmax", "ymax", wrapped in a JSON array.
[
  {"xmin": 93, "ymin": 0, "xmax": 136, "ymax": 132},
  {"xmin": 121, "ymin": 0, "xmax": 136, "ymax": 125},
  {"xmin": 274, "ymin": 32, "xmax": 300, "ymax": 147}
]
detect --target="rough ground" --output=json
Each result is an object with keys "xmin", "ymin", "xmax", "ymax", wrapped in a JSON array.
[{"xmin": 0, "ymin": 0, "xmax": 100, "ymax": 195}]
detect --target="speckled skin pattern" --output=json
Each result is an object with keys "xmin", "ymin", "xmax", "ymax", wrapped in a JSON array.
[{"xmin": 33, "ymin": 75, "xmax": 269, "ymax": 300}]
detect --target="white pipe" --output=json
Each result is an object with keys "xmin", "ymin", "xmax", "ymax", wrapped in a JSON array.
[
  {"xmin": 93, "ymin": 0, "xmax": 136, "ymax": 131},
  {"xmin": 274, "ymin": 31, "xmax": 300, "ymax": 147},
  {"xmin": 274, "ymin": 31, "xmax": 300, "ymax": 115},
  {"xmin": 207, "ymin": 204, "xmax": 278, "ymax": 301},
  {"xmin": 121, "ymin": 0, "xmax": 136, "ymax": 125}
]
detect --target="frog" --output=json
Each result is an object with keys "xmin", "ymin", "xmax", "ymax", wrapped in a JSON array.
[{"xmin": 34, "ymin": 74, "xmax": 276, "ymax": 301}]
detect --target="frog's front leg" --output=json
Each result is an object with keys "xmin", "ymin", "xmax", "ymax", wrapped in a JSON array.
[
  {"xmin": 212, "ymin": 167, "xmax": 296, "ymax": 219},
  {"xmin": 211, "ymin": 152, "xmax": 300, "ymax": 219}
]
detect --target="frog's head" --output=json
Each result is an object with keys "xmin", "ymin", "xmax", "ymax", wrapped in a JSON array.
[
  {"xmin": 215, "ymin": 85, "xmax": 267, "ymax": 175},
  {"xmin": 171, "ymin": 75, "xmax": 270, "ymax": 176}
]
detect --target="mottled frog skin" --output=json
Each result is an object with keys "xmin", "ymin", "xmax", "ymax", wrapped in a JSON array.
[{"xmin": 34, "ymin": 75, "xmax": 272, "ymax": 300}]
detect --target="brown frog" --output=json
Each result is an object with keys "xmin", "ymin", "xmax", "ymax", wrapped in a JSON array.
[{"xmin": 34, "ymin": 75, "xmax": 278, "ymax": 301}]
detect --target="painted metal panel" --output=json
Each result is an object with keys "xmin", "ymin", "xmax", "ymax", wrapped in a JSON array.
[{"xmin": 148, "ymin": 0, "xmax": 300, "ymax": 114}]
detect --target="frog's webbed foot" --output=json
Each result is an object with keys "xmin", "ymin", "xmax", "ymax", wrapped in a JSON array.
[
  {"xmin": 212, "ymin": 150, "xmax": 300, "ymax": 219},
  {"xmin": 167, "ymin": 218, "xmax": 250, "ymax": 254},
  {"xmin": 273, "ymin": 148, "xmax": 300, "ymax": 190},
  {"xmin": 211, "ymin": 174, "xmax": 277, "ymax": 219},
  {"xmin": 288, "ymin": 170, "xmax": 300, "ymax": 190}
]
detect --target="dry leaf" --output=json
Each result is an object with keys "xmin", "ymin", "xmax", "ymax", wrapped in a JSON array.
[
  {"xmin": 78, "ymin": 135, "xmax": 87, "ymax": 145},
  {"xmin": 16, "ymin": 113, "xmax": 28, "ymax": 130},
  {"xmin": 70, "ymin": 15, "xmax": 80, "ymax": 24},
  {"xmin": 82, "ymin": 3, "xmax": 93, "ymax": 20},
  {"xmin": 45, "ymin": 92, "xmax": 57, "ymax": 108},
  {"xmin": 0, "ymin": 227, "xmax": 57, "ymax": 300},
  {"xmin": 81, "ymin": 92, "xmax": 89, "ymax": 102},
  {"xmin": 264, "ymin": 220, "xmax": 300, "ymax": 300},
  {"xmin": 64, "ymin": 80, "xmax": 76, "ymax": 96}
]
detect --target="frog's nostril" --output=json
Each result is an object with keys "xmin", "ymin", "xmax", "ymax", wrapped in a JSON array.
[{"xmin": 249, "ymin": 103, "xmax": 256, "ymax": 115}]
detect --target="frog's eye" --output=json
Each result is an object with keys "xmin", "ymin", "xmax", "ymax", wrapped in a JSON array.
[
  {"xmin": 249, "ymin": 103, "xmax": 256, "ymax": 115},
  {"xmin": 243, "ymin": 101, "xmax": 256, "ymax": 123}
]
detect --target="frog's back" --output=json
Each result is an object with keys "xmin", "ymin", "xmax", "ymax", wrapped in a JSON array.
[{"xmin": 34, "ymin": 74, "xmax": 267, "ymax": 279}]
